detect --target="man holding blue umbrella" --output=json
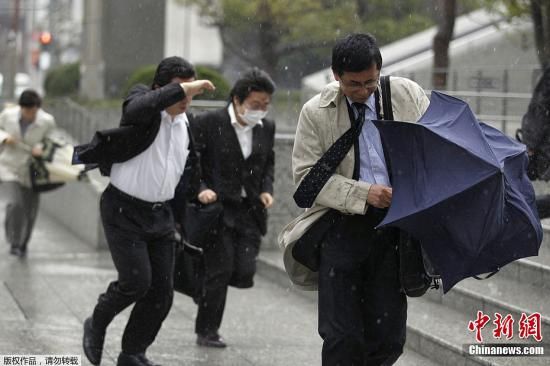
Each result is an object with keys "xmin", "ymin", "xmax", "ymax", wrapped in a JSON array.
[{"xmin": 280, "ymin": 33, "xmax": 429, "ymax": 365}]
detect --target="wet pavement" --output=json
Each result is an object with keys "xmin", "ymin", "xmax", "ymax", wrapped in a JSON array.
[
  {"xmin": 0, "ymin": 191, "xmax": 322, "ymax": 366},
  {"xmin": 0, "ymin": 187, "xmax": 454, "ymax": 366}
]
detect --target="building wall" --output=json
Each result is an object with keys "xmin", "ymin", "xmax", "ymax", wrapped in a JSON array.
[
  {"xmin": 164, "ymin": 1, "xmax": 222, "ymax": 67},
  {"xmin": 101, "ymin": 0, "xmax": 166, "ymax": 97},
  {"xmin": 386, "ymin": 21, "xmax": 539, "ymax": 93}
]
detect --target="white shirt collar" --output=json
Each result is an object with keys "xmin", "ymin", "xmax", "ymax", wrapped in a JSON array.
[
  {"xmin": 161, "ymin": 110, "xmax": 188, "ymax": 126},
  {"xmin": 345, "ymin": 93, "xmax": 376, "ymax": 113}
]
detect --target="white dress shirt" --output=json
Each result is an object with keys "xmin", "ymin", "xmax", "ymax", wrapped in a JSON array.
[
  {"xmin": 228, "ymin": 103, "xmax": 262, "ymax": 159},
  {"xmin": 228, "ymin": 104, "xmax": 263, "ymax": 197},
  {"xmin": 347, "ymin": 95, "xmax": 391, "ymax": 186},
  {"xmin": 110, "ymin": 111, "xmax": 190, "ymax": 202}
]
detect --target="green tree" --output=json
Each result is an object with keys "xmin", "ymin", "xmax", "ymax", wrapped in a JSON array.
[
  {"xmin": 123, "ymin": 64, "xmax": 230, "ymax": 100},
  {"xmin": 478, "ymin": 0, "xmax": 549, "ymax": 69},
  {"xmin": 44, "ymin": 62, "xmax": 80, "ymax": 97},
  {"xmin": 433, "ymin": 0, "xmax": 457, "ymax": 89},
  {"xmin": 180, "ymin": 0, "xmax": 435, "ymax": 81}
]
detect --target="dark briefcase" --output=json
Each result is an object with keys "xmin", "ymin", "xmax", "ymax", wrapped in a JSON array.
[
  {"xmin": 398, "ymin": 232, "xmax": 439, "ymax": 297},
  {"xmin": 174, "ymin": 239, "xmax": 204, "ymax": 300},
  {"xmin": 291, "ymin": 210, "xmax": 341, "ymax": 272}
]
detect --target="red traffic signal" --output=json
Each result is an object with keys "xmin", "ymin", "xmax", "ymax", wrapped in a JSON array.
[{"xmin": 39, "ymin": 31, "xmax": 52, "ymax": 45}]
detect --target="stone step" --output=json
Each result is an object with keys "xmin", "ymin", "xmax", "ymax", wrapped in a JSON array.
[
  {"xmin": 256, "ymin": 250, "xmax": 441, "ymax": 366},
  {"xmin": 525, "ymin": 241, "xmax": 550, "ymax": 267},
  {"xmin": 426, "ymin": 273, "xmax": 550, "ymax": 342},
  {"xmin": 540, "ymin": 222, "xmax": 550, "ymax": 248},
  {"xmin": 408, "ymin": 296, "xmax": 548, "ymax": 366},
  {"xmin": 258, "ymin": 251, "xmax": 550, "ymax": 366},
  {"xmin": 258, "ymin": 250, "xmax": 549, "ymax": 365},
  {"xmin": 458, "ymin": 223, "xmax": 550, "ymax": 288},
  {"xmin": 394, "ymin": 347, "xmax": 441, "ymax": 366},
  {"xmin": 498, "ymin": 254, "xmax": 550, "ymax": 289}
]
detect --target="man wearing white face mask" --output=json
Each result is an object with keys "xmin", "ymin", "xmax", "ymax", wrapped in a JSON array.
[{"xmin": 188, "ymin": 68, "xmax": 276, "ymax": 348}]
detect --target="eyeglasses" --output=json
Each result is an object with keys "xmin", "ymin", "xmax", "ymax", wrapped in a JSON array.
[{"xmin": 339, "ymin": 78, "xmax": 379, "ymax": 91}]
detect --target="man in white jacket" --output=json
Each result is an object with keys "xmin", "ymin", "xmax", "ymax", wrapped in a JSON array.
[{"xmin": 0, "ymin": 89, "xmax": 56, "ymax": 257}]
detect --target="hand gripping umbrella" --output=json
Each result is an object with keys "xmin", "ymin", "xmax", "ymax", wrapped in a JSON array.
[{"xmin": 373, "ymin": 91, "xmax": 542, "ymax": 292}]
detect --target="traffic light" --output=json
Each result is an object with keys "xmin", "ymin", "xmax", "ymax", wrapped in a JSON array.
[{"xmin": 39, "ymin": 31, "xmax": 52, "ymax": 51}]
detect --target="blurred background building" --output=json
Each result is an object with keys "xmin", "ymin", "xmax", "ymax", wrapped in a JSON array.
[{"xmin": 0, "ymin": 0, "xmax": 222, "ymax": 101}]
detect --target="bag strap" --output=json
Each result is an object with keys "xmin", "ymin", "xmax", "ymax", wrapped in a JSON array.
[
  {"xmin": 379, "ymin": 75, "xmax": 394, "ymax": 180},
  {"xmin": 380, "ymin": 75, "xmax": 394, "ymax": 121},
  {"xmin": 473, "ymin": 269, "xmax": 499, "ymax": 281}
]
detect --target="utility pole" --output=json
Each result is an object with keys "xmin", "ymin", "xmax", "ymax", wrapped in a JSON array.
[
  {"xmin": 2, "ymin": 0, "xmax": 21, "ymax": 101},
  {"xmin": 80, "ymin": 0, "xmax": 105, "ymax": 100}
]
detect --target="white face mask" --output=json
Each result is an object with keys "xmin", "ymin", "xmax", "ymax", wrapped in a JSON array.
[{"xmin": 239, "ymin": 108, "xmax": 268, "ymax": 127}]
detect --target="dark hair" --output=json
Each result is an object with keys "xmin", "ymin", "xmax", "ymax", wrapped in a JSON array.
[
  {"xmin": 18, "ymin": 89, "xmax": 42, "ymax": 108},
  {"xmin": 229, "ymin": 67, "xmax": 276, "ymax": 103},
  {"xmin": 331, "ymin": 33, "xmax": 382, "ymax": 76},
  {"xmin": 152, "ymin": 56, "xmax": 196, "ymax": 88}
]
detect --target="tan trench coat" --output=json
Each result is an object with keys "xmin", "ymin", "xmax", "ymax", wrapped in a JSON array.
[
  {"xmin": 0, "ymin": 106, "xmax": 56, "ymax": 187},
  {"xmin": 278, "ymin": 77, "xmax": 430, "ymax": 290}
]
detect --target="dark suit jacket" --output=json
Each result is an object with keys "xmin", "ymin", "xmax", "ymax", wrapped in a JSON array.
[
  {"xmin": 73, "ymin": 82, "xmax": 187, "ymax": 175},
  {"xmin": 190, "ymin": 107, "xmax": 275, "ymax": 235}
]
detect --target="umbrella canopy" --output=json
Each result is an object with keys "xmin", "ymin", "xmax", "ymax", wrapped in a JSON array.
[{"xmin": 373, "ymin": 91, "xmax": 542, "ymax": 292}]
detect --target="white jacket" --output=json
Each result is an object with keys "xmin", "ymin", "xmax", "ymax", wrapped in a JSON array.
[
  {"xmin": 279, "ymin": 77, "xmax": 430, "ymax": 290},
  {"xmin": 0, "ymin": 106, "xmax": 56, "ymax": 187}
]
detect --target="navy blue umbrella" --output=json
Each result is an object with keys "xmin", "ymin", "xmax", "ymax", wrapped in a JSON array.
[{"xmin": 373, "ymin": 91, "xmax": 542, "ymax": 293}]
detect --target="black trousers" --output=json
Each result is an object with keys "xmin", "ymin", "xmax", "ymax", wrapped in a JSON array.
[
  {"xmin": 318, "ymin": 209, "xmax": 407, "ymax": 366},
  {"xmin": 195, "ymin": 201, "xmax": 262, "ymax": 335},
  {"xmin": 91, "ymin": 184, "xmax": 176, "ymax": 354},
  {"xmin": 3, "ymin": 182, "xmax": 39, "ymax": 253}
]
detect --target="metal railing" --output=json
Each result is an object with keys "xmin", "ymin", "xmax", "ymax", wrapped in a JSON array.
[
  {"xmin": 46, "ymin": 98, "xmax": 228, "ymax": 144},
  {"xmin": 46, "ymin": 88, "xmax": 532, "ymax": 145},
  {"xmin": 431, "ymin": 90, "xmax": 532, "ymax": 136}
]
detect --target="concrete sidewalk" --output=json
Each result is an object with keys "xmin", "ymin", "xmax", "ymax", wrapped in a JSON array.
[
  {"xmin": 0, "ymin": 194, "xmax": 323, "ymax": 366},
  {"xmin": 0, "ymin": 190, "xmax": 441, "ymax": 365}
]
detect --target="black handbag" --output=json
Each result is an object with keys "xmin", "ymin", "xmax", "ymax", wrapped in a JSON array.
[
  {"xmin": 28, "ymin": 138, "xmax": 66, "ymax": 192},
  {"xmin": 291, "ymin": 209, "xmax": 341, "ymax": 272},
  {"xmin": 173, "ymin": 238, "xmax": 204, "ymax": 299},
  {"xmin": 29, "ymin": 157, "xmax": 65, "ymax": 192},
  {"xmin": 182, "ymin": 200, "xmax": 223, "ymax": 248},
  {"xmin": 399, "ymin": 233, "xmax": 439, "ymax": 297}
]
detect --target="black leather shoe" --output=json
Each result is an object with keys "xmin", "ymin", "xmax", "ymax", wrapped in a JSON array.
[
  {"xmin": 117, "ymin": 352, "xmax": 161, "ymax": 366},
  {"xmin": 83, "ymin": 317, "xmax": 105, "ymax": 365},
  {"xmin": 9, "ymin": 246, "xmax": 26, "ymax": 257},
  {"xmin": 196, "ymin": 333, "xmax": 227, "ymax": 348}
]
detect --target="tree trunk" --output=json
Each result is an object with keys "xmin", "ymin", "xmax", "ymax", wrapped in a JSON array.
[
  {"xmin": 432, "ymin": 0, "xmax": 456, "ymax": 90},
  {"xmin": 532, "ymin": 0, "xmax": 550, "ymax": 70},
  {"xmin": 356, "ymin": 0, "xmax": 369, "ymax": 22},
  {"xmin": 257, "ymin": 0, "xmax": 279, "ymax": 77}
]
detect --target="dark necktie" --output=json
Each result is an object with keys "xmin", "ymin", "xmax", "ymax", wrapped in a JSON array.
[{"xmin": 293, "ymin": 102, "xmax": 367, "ymax": 208}]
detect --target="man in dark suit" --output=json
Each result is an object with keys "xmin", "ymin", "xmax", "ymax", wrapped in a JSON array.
[
  {"xmin": 75, "ymin": 56, "xmax": 214, "ymax": 366},
  {"xmin": 189, "ymin": 68, "xmax": 276, "ymax": 348}
]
